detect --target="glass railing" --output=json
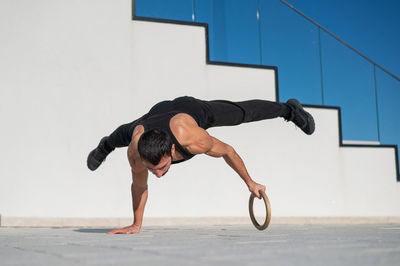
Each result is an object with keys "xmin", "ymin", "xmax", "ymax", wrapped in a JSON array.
[
  {"xmin": 134, "ymin": 0, "xmax": 400, "ymax": 175},
  {"xmin": 320, "ymin": 30, "xmax": 379, "ymax": 141},
  {"xmin": 259, "ymin": 0, "xmax": 322, "ymax": 104},
  {"xmin": 376, "ymin": 67, "xmax": 400, "ymax": 165}
]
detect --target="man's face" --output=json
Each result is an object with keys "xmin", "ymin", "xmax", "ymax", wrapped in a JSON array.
[{"xmin": 142, "ymin": 155, "xmax": 172, "ymax": 178}]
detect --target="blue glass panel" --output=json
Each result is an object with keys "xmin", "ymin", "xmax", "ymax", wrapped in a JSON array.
[
  {"xmin": 259, "ymin": 0, "xmax": 322, "ymax": 104},
  {"xmin": 223, "ymin": 0, "xmax": 260, "ymax": 64},
  {"xmin": 135, "ymin": 0, "xmax": 193, "ymax": 22},
  {"xmin": 193, "ymin": 0, "xmax": 211, "ymax": 23},
  {"xmin": 320, "ymin": 31, "xmax": 378, "ymax": 141},
  {"xmin": 193, "ymin": 0, "xmax": 225, "ymax": 60},
  {"xmin": 195, "ymin": 0, "xmax": 260, "ymax": 64},
  {"xmin": 194, "ymin": 0, "xmax": 227, "ymax": 60},
  {"xmin": 376, "ymin": 68, "xmax": 400, "ymax": 153}
]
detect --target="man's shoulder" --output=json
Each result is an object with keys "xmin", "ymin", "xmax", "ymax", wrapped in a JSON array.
[
  {"xmin": 132, "ymin": 125, "xmax": 145, "ymax": 140},
  {"xmin": 170, "ymin": 113, "xmax": 197, "ymax": 127},
  {"xmin": 170, "ymin": 113, "xmax": 199, "ymax": 145},
  {"xmin": 170, "ymin": 113, "xmax": 199, "ymax": 135},
  {"xmin": 128, "ymin": 125, "xmax": 145, "ymax": 155}
]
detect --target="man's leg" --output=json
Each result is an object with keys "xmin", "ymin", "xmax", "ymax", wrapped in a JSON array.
[
  {"xmin": 87, "ymin": 120, "xmax": 138, "ymax": 171},
  {"xmin": 86, "ymin": 99, "xmax": 176, "ymax": 171},
  {"xmin": 206, "ymin": 99, "xmax": 290, "ymax": 126},
  {"xmin": 205, "ymin": 99, "xmax": 315, "ymax": 135}
]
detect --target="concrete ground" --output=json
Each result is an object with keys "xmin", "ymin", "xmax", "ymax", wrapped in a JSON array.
[{"xmin": 1, "ymin": 224, "xmax": 400, "ymax": 266}]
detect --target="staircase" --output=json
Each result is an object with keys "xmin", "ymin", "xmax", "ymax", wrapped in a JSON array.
[
  {"xmin": 0, "ymin": 0, "xmax": 398, "ymax": 225},
  {"xmin": 130, "ymin": 19, "xmax": 400, "ymax": 217}
]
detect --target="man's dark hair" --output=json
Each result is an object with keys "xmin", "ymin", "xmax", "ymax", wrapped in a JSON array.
[{"xmin": 137, "ymin": 129, "xmax": 173, "ymax": 165}]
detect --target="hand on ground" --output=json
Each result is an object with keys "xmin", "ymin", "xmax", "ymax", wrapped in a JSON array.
[{"xmin": 107, "ymin": 224, "xmax": 141, "ymax": 234}]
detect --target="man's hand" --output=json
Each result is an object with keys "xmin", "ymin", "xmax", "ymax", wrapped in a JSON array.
[
  {"xmin": 107, "ymin": 224, "xmax": 141, "ymax": 234},
  {"xmin": 248, "ymin": 181, "xmax": 266, "ymax": 199}
]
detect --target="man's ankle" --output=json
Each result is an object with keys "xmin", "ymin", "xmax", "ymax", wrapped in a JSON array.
[{"xmin": 100, "ymin": 137, "xmax": 114, "ymax": 153}]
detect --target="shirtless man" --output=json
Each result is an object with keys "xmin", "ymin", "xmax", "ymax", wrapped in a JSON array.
[{"xmin": 87, "ymin": 96, "xmax": 315, "ymax": 234}]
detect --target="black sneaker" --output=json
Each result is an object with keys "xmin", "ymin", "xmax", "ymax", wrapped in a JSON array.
[
  {"xmin": 285, "ymin": 99, "xmax": 315, "ymax": 135},
  {"xmin": 87, "ymin": 137, "xmax": 114, "ymax": 171}
]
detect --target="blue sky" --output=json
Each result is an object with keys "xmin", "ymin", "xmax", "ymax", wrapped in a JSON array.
[{"xmin": 287, "ymin": 0, "xmax": 400, "ymax": 78}]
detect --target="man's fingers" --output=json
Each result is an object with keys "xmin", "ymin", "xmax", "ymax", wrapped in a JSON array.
[
  {"xmin": 254, "ymin": 186, "xmax": 266, "ymax": 199},
  {"xmin": 107, "ymin": 229, "xmax": 126, "ymax": 234},
  {"xmin": 107, "ymin": 228, "xmax": 139, "ymax": 234},
  {"xmin": 249, "ymin": 182, "xmax": 267, "ymax": 199}
]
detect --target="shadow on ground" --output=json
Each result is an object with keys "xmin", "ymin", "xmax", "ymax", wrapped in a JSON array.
[{"xmin": 74, "ymin": 228, "xmax": 111, "ymax": 233}]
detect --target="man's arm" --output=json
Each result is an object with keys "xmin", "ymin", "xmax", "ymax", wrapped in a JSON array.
[
  {"xmin": 183, "ymin": 124, "xmax": 266, "ymax": 198},
  {"xmin": 130, "ymin": 166, "xmax": 149, "ymax": 229},
  {"xmin": 107, "ymin": 151, "xmax": 149, "ymax": 234},
  {"xmin": 107, "ymin": 126, "xmax": 149, "ymax": 234}
]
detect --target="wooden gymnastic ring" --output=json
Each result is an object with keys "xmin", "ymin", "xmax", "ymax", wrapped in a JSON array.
[{"xmin": 249, "ymin": 190, "xmax": 271, "ymax": 230}]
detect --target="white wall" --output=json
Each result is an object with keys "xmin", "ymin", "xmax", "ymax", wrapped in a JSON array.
[
  {"xmin": 0, "ymin": 0, "xmax": 399, "ymax": 221},
  {"xmin": 0, "ymin": 0, "xmax": 134, "ymax": 218}
]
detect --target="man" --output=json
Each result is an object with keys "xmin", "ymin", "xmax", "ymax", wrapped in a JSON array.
[{"xmin": 87, "ymin": 96, "xmax": 315, "ymax": 234}]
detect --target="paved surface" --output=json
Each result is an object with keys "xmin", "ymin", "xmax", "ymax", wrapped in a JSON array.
[{"xmin": 1, "ymin": 224, "xmax": 400, "ymax": 265}]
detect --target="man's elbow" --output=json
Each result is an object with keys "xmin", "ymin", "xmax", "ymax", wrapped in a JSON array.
[
  {"xmin": 132, "ymin": 168, "xmax": 147, "ymax": 176},
  {"xmin": 224, "ymin": 144, "xmax": 236, "ymax": 157}
]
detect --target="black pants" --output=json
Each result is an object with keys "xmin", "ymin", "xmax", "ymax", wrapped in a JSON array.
[{"xmin": 105, "ymin": 96, "xmax": 290, "ymax": 149}]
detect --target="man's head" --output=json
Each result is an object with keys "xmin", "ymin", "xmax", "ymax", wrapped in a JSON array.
[{"xmin": 138, "ymin": 129, "xmax": 174, "ymax": 178}]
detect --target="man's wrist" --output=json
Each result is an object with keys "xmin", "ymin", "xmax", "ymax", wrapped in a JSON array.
[{"xmin": 245, "ymin": 178, "xmax": 255, "ymax": 188}]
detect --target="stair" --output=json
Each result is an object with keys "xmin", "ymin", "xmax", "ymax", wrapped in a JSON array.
[{"xmin": 130, "ymin": 19, "xmax": 400, "ymax": 217}]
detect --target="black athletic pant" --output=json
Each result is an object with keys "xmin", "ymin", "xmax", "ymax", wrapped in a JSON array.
[{"xmin": 105, "ymin": 96, "xmax": 290, "ymax": 150}]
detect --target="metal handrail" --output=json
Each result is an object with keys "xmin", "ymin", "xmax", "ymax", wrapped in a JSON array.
[{"xmin": 279, "ymin": 0, "xmax": 400, "ymax": 82}]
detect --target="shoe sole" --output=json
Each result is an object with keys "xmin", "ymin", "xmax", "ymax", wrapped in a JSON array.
[
  {"xmin": 288, "ymin": 99, "xmax": 315, "ymax": 135},
  {"xmin": 87, "ymin": 149, "xmax": 102, "ymax": 171}
]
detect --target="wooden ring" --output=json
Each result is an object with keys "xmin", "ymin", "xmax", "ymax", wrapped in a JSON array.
[{"xmin": 249, "ymin": 190, "xmax": 271, "ymax": 230}]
